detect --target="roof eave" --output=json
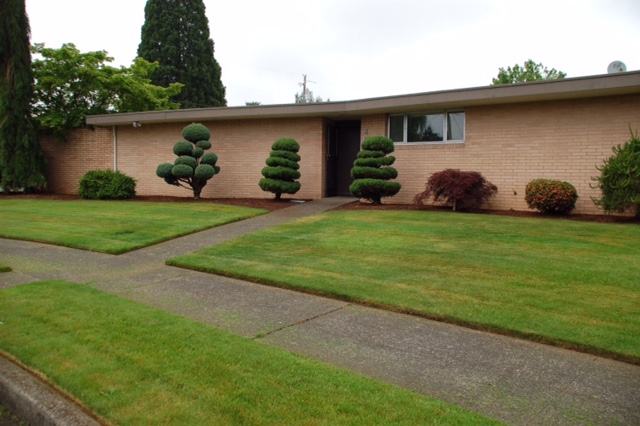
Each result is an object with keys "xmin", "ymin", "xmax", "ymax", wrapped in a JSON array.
[{"xmin": 86, "ymin": 71, "xmax": 640, "ymax": 126}]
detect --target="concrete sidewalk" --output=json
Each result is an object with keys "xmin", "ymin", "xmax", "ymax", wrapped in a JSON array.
[{"xmin": 1, "ymin": 197, "xmax": 639, "ymax": 425}]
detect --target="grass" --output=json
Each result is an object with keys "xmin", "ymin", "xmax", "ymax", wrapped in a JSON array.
[
  {"xmin": 0, "ymin": 281, "xmax": 500, "ymax": 425},
  {"xmin": 0, "ymin": 199, "xmax": 266, "ymax": 254},
  {"xmin": 0, "ymin": 264, "xmax": 10, "ymax": 273},
  {"xmin": 168, "ymin": 210, "xmax": 640, "ymax": 363}
]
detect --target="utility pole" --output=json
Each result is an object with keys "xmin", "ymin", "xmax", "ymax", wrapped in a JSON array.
[{"xmin": 298, "ymin": 74, "xmax": 315, "ymax": 103}]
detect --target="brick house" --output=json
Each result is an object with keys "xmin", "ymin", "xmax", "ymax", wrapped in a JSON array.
[{"xmin": 41, "ymin": 71, "xmax": 640, "ymax": 215}]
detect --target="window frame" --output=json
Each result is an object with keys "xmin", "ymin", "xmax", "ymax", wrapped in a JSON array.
[{"xmin": 388, "ymin": 110, "xmax": 465, "ymax": 145}]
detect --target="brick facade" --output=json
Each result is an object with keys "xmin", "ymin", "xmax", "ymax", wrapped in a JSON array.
[
  {"xmin": 43, "ymin": 93, "xmax": 639, "ymax": 215},
  {"xmin": 385, "ymin": 94, "xmax": 640, "ymax": 215},
  {"xmin": 40, "ymin": 127, "xmax": 113, "ymax": 194}
]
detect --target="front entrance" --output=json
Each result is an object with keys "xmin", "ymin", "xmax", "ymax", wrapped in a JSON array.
[{"xmin": 325, "ymin": 120, "xmax": 361, "ymax": 196}]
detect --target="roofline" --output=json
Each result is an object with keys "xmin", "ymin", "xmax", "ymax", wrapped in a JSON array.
[{"xmin": 86, "ymin": 71, "xmax": 640, "ymax": 126}]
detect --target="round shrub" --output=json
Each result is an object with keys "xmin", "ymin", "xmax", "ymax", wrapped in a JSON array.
[
  {"xmin": 171, "ymin": 164, "xmax": 194, "ymax": 179},
  {"xmin": 78, "ymin": 169, "xmax": 136, "ymax": 200},
  {"xmin": 173, "ymin": 141, "xmax": 193, "ymax": 156},
  {"xmin": 261, "ymin": 166, "xmax": 301, "ymax": 181},
  {"xmin": 174, "ymin": 156, "xmax": 198, "ymax": 169},
  {"xmin": 357, "ymin": 150, "xmax": 385, "ymax": 159},
  {"xmin": 200, "ymin": 153, "xmax": 219, "ymax": 166},
  {"xmin": 361, "ymin": 136, "xmax": 394, "ymax": 154},
  {"xmin": 196, "ymin": 140, "xmax": 212, "ymax": 150},
  {"xmin": 259, "ymin": 178, "xmax": 301, "ymax": 195},
  {"xmin": 352, "ymin": 156, "xmax": 396, "ymax": 169},
  {"xmin": 272, "ymin": 138, "xmax": 300, "ymax": 152},
  {"xmin": 195, "ymin": 164, "xmax": 216, "ymax": 180},
  {"xmin": 192, "ymin": 147, "xmax": 204, "ymax": 158},
  {"xmin": 156, "ymin": 163, "xmax": 173, "ymax": 178},
  {"xmin": 525, "ymin": 179, "xmax": 578, "ymax": 214},
  {"xmin": 270, "ymin": 150, "xmax": 301, "ymax": 162},
  {"xmin": 351, "ymin": 166, "xmax": 398, "ymax": 180},
  {"xmin": 349, "ymin": 179, "xmax": 401, "ymax": 201},
  {"xmin": 265, "ymin": 156, "xmax": 300, "ymax": 170},
  {"xmin": 182, "ymin": 123, "xmax": 211, "ymax": 143}
]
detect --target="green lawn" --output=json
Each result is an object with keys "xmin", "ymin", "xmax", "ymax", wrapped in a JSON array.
[
  {"xmin": 168, "ymin": 210, "xmax": 640, "ymax": 363},
  {"xmin": 0, "ymin": 281, "xmax": 499, "ymax": 425},
  {"xmin": 0, "ymin": 199, "xmax": 266, "ymax": 254}
]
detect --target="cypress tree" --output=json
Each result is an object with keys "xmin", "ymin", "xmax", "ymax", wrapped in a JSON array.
[
  {"xmin": 137, "ymin": 0, "xmax": 227, "ymax": 109},
  {"xmin": 0, "ymin": 0, "xmax": 47, "ymax": 191}
]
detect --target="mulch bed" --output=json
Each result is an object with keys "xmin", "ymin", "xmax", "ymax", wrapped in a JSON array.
[{"xmin": 1, "ymin": 193, "xmax": 637, "ymax": 223}]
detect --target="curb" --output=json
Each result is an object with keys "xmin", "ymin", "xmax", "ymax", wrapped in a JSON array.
[{"xmin": 0, "ymin": 355, "xmax": 102, "ymax": 426}]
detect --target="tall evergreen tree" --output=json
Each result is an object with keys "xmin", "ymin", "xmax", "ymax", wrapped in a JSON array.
[
  {"xmin": 0, "ymin": 0, "xmax": 47, "ymax": 191},
  {"xmin": 137, "ymin": 0, "xmax": 226, "ymax": 108}
]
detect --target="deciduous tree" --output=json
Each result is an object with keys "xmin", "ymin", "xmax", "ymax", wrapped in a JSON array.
[
  {"xmin": 0, "ymin": 0, "xmax": 47, "ymax": 191},
  {"xmin": 138, "ymin": 0, "xmax": 226, "ymax": 108},
  {"xmin": 31, "ymin": 43, "xmax": 183, "ymax": 140},
  {"xmin": 492, "ymin": 59, "xmax": 566, "ymax": 85}
]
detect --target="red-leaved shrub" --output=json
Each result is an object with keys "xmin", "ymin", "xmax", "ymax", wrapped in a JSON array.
[
  {"xmin": 525, "ymin": 179, "xmax": 577, "ymax": 214},
  {"xmin": 414, "ymin": 169, "xmax": 497, "ymax": 211}
]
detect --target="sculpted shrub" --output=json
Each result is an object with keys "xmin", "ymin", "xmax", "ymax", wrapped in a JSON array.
[
  {"xmin": 414, "ymin": 169, "xmax": 497, "ymax": 211},
  {"xmin": 525, "ymin": 179, "xmax": 577, "ymax": 214},
  {"xmin": 156, "ymin": 123, "xmax": 220, "ymax": 199},
  {"xmin": 259, "ymin": 138, "xmax": 301, "ymax": 200},
  {"xmin": 349, "ymin": 136, "xmax": 401, "ymax": 205}
]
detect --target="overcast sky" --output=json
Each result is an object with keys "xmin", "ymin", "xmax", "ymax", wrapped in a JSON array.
[{"xmin": 25, "ymin": 0, "xmax": 640, "ymax": 107}]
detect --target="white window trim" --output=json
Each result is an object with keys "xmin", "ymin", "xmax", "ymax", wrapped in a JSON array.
[{"xmin": 389, "ymin": 111, "xmax": 465, "ymax": 145}]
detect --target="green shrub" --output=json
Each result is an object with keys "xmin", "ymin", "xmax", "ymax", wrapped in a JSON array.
[
  {"xmin": 259, "ymin": 138, "xmax": 302, "ymax": 200},
  {"xmin": 173, "ymin": 141, "xmax": 193, "ymax": 156},
  {"xmin": 591, "ymin": 131, "xmax": 640, "ymax": 218},
  {"xmin": 182, "ymin": 123, "xmax": 211, "ymax": 142},
  {"xmin": 174, "ymin": 156, "xmax": 198, "ymax": 169},
  {"xmin": 171, "ymin": 164, "xmax": 194, "ymax": 179},
  {"xmin": 349, "ymin": 136, "xmax": 401, "ymax": 205},
  {"xmin": 157, "ymin": 123, "xmax": 220, "ymax": 199},
  {"xmin": 78, "ymin": 169, "xmax": 136, "ymax": 200},
  {"xmin": 414, "ymin": 169, "xmax": 497, "ymax": 212},
  {"xmin": 525, "ymin": 179, "xmax": 577, "ymax": 214},
  {"xmin": 200, "ymin": 153, "xmax": 219, "ymax": 166},
  {"xmin": 350, "ymin": 179, "xmax": 401, "ymax": 202}
]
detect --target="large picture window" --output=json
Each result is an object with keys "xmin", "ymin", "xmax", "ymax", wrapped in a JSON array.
[{"xmin": 389, "ymin": 111, "xmax": 465, "ymax": 143}]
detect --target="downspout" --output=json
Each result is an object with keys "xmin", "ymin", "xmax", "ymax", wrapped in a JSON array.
[{"xmin": 113, "ymin": 126, "xmax": 118, "ymax": 171}]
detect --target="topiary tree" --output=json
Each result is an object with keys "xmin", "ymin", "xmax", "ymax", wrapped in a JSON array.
[
  {"xmin": 156, "ymin": 123, "xmax": 220, "ymax": 199},
  {"xmin": 414, "ymin": 169, "xmax": 497, "ymax": 211},
  {"xmin": 349, "ymin": 136, "xmax": 401, "ymax": 205},
  {"xmin": 591, "ymin": 130, "xmax": 640, "ymax": 218},
  {"xmin": 259, "ymin": 138, "xmax": 301, "ymax": 200},
  {"xmin": 525, "ymin": 179, "xmax": 577, "ymax": 214}
]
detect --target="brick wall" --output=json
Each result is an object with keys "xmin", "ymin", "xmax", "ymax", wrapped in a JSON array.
[
  {"xmin": 40, "ymin": 127, "xmax": 113, "ymax": 194},
  {"xmin": 115, "ymin": 117, "xmax": 325, "ymax": 199},
  {"xmin": 386, "ymin": 94, "xmax": 640, "ymax": 215},
  {"xmin": 45, "ymin": 93, "xmax": 639, "ymax": 215}
]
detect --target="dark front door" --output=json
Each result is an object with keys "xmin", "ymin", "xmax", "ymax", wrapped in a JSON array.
[{"xmin": 326, "ymin": 120, "xmax": 361, "ymax": 197}]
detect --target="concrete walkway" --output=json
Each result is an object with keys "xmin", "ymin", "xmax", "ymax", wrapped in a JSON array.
[{"xmin": 1, "ymin": 197, "xmax": 639, "ymax": 425}]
